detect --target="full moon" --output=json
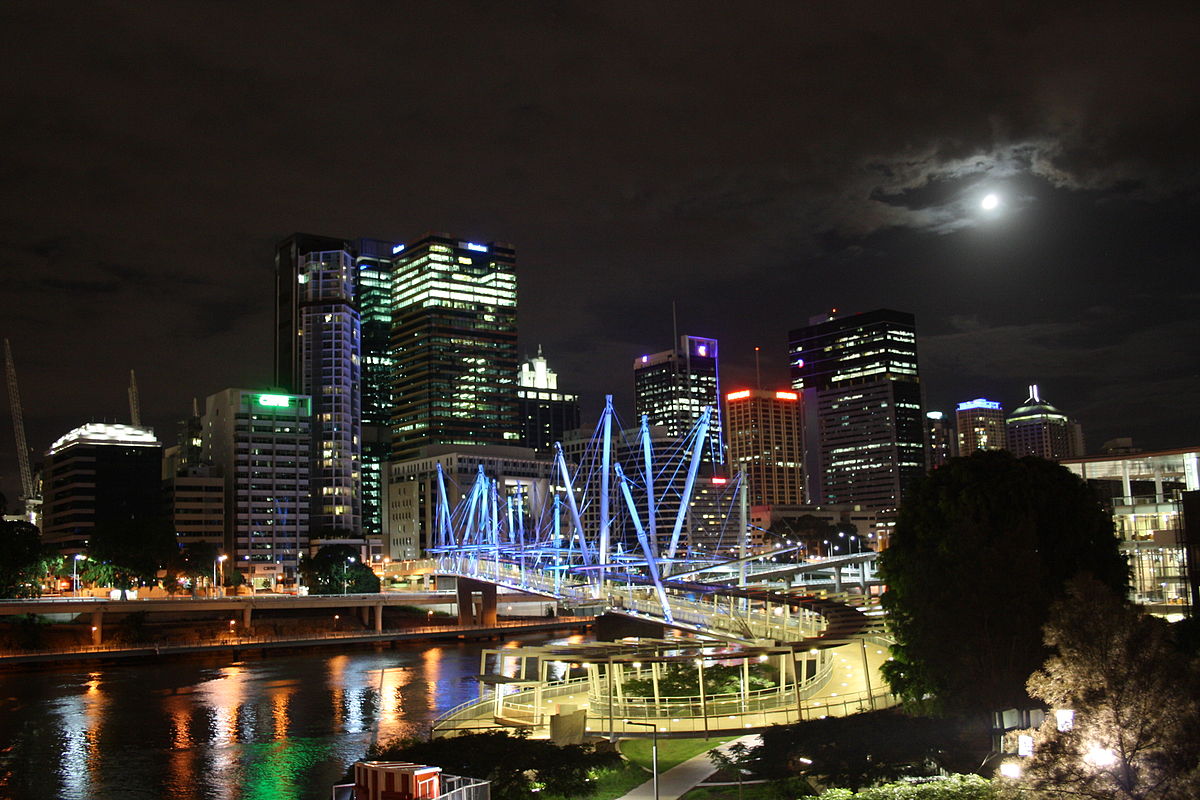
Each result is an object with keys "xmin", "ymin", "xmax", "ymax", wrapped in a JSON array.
[{"xmin": 981, "ymin": 193, "xmax": 1000, "ymax": 210}]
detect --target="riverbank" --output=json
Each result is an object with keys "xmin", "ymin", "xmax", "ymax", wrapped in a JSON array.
[{"xmin": 0, "ymin": 616, "xmax": 592, "ymax": 669}]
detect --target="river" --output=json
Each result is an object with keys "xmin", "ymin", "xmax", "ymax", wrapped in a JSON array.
[{"xmin": 0, "ymin": 634, "xmax": 567, "ymax": 800}]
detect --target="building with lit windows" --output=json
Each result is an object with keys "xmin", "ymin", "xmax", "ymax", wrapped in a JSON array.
[
  {"xmin": 354, "ymin": 237, "xmax": 398, "ymax": 545},
  {"xmin": 274, "ymin": 234, "xmax": 362, "ymax": 537},
  {"xmin": 1006, "ymin": 384, "xmax": 1084, "ymax": 459},
  {"xmin": 1063, "ymin": 447, "xmax": 1200, "ymax": 613},
  {"xmin": 788, "ymin": 309, "xmax": 925, "ymax": 519},
  {"xmin": 389, "ymin": 233, "xmax": 519, "ymax": 461},
  {"xmin": 203, "ymin": 389, "xmax": 311, "ymax": 587},
  {"xmin": 925, "ymin": 411, "xmax": 954, "ymax": 469},
  {"xmin": 955, "ymin": 398, "xmax": 1008, "ymax": 453},
  {"xmin": 725, "ymin": 388, "xmax": 805, "ymax": 506},
  {"xmin": 634, "ymin": 335, "xmax": 724, "ymax": 465},
  {"xmin": 164, "ymin": 466, "xmax": 225, "ymax": 550},
  {"xmin": 517, "ymin": 347, "xmax": 580, "ymax": 455},
  {"xmin": 41, "ymin": 423, "xmax": 164, "ymax": 555},
  {"xmin": 385, "ymin": 444, "xmax": 552, "ymax": 559}
]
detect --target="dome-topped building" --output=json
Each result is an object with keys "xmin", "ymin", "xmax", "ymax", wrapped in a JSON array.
[{"xmin": 1006, "ymin": 385, "xmax": 1084, "ymax": 460}]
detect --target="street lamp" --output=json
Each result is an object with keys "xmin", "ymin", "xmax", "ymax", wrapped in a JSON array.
[
  {"xmin": 72, "ymin": 554, "xmax": 87, "ymax": 597},
  {"xmin": 344, "ymin": 556, "xmax": 356, "ymax": 595},
  {"xmin": 214, "ymin": 554, "xmax": 228, "ymax": 597},
  {"xmin": 626, "ymin": 720, "xmax": 659, "ymax": 800}
]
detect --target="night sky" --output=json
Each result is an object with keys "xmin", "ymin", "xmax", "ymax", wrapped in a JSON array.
[{"xmin": 2, "ymin": 2, "xmax": 1198, "ymax": 501}]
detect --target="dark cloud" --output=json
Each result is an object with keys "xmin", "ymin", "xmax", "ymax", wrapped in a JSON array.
[{"xmin": 1, "ymin": 1, "xmax": 1199, "ymax": 499}]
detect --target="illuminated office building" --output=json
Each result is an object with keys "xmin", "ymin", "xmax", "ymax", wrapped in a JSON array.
[
  {"xmin": 354, "ymin": 237, "xmax": 398, "ymax": 544},
  {"xmin": 725, "ymin": 388, "xmax": 805, "ymax": 506},
  {"xmin": 925, "ymin": 411, "xmax": 954, "ymax": 469},
  {"xmin": 390, "ymin": 233, "xmax": 519, "ymax": 461},
  {"xmin": 274, "ymin": 234, "xmax": 362, "ymax": 536},
  {"xmin": 634, "ymin": 335, "xmax": 724, "ymax": 465},
  {"xmin": 517, "ymin": 347, "xmax": 580, "ymax": 455},
  {"xmin": 789, "ymin": 309, "xmax": 924, "ymax": 519},
  {"xmin": 41, "ymin": 423, "xmax": 164, "ymax": 555},
  {"xmin": 955, "ymin": 398, "xmax": 1008, "ymax": 453},
  {"xmin": 1063, "ymin": 447, "xmax": 1200, "ymax": 612},
  {"xmin": 203, "ymin": 389, "xmax": 311, "ymax": 586},
  {"xmin": 1006, "ymin": 384, "xmax": 1084, "ymax": 459}
]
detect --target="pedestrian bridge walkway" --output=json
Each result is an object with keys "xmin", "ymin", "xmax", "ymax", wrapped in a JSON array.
[{"xmin": 431, "ymin": 555, "xmax": 897, "ymax": 738}]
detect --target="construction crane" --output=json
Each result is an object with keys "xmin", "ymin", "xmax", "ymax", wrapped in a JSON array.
[
  {"xmin": 4, "ymin": 338, "xmax": 41, "ymax": 526},
  {"xmin": 128, "ymin": 369, "xmax": 142, "ymax": 427}
]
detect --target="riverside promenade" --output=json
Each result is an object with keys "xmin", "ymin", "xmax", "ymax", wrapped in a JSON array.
[{"xmin": 0, "ymin": 616, "xmax": 593, "ymax": 666}]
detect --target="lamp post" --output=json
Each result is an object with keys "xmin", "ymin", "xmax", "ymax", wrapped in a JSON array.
[
  {"xmin": 72, "ymin": 554, "xmax": 87, "ymax": 597},
  {"xmin": 344, "ymin": 556, "xmax": 356, "ymax": 595},
  {"xmin": 626, "ymin": 720, "xmax": 659, "ymax": 800},
  {"xmin": 214, "ymin": 554, "xmax": 228, "ymax": 597}
]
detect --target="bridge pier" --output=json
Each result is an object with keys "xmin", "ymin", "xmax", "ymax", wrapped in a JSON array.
[
  {"xmin": 242, "ymin": 607, "xmax": 252, "ymax": 630},
  {"xmin": 90, "ymin": 609, "xmax": 103, "ymax": 645},
  {"xmin": 456, "ymin": 579, "xmax": 498, "ymax": 626},
  {"xmin": 373, "ymin": 603, "xmax": 384, "ymax": 632}
]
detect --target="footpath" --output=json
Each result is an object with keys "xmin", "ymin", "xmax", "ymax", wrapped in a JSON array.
[{"xmin": 616, "ymin": 735, "xmax": 760, "ymax": 800}]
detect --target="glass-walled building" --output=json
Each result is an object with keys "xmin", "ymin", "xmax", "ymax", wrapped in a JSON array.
[
  {"xmin": 389, "ymin": 234, "xmax": 519, "ymax": 461},
  {"xmin": 1063, "ymin": 447, "xmax": 1200, "ymax": 614}
]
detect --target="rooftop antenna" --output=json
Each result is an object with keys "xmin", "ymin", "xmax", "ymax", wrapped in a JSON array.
[{"xmin": 128, "ymin": 370, "xmax": 142, "ymax": 427}]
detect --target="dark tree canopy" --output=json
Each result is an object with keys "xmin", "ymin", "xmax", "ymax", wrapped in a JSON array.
[
  {"xmin": 879, "ymin": 451, "xmax": 1128, "ymax": 715},
  {"xmin": 0, "ymin": 520, "xmax": 59, "ymax": 598},
  {"xmin": 299, "ymin": 544, "xmax": 380, "ymax": 594},
  {"xmin": 84, "ymin": 515, "xmax": 179, "ymax": 595}
]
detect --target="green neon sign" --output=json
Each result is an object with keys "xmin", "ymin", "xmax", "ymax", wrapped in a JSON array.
[{"xmin": 257, "ymin": 394, "xmax": 291, "ymax": 408}]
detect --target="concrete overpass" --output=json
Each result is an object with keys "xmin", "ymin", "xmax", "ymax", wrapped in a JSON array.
[{"xmin": 0, "ymin": 589, "xmax": 550, "ymax": 645}]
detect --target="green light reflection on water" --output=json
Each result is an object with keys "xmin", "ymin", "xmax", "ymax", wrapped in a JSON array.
[{"xmin": 239, "ymin": 738, "xmax": 335, "ymax": 800}]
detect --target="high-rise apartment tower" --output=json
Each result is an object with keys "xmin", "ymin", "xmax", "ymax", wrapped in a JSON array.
[
  {"xmin": 634, "ymin": 335, "xmax": 724, "ymax": 465},
  {"xmin": 725, "ymin": 388, "xmax": 806, "ymax": 506}
]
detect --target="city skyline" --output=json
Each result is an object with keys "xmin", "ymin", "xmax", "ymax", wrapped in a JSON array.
[{"xmin": 3, "ymin": 4, "xmax": 1199, "ymax": 503}]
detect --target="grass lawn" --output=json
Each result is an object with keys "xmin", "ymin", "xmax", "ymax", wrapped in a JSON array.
[
  {"xmin": 541, "ymin": 762, "xmax": 648, "ymax": 800},
  {"xmin": 620, "ymin": 736, "xmax": 737, "ymax": 774}
]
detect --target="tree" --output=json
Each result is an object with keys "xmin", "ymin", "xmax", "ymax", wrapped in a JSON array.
[
  {"xmin": 0, "ymin": 520, "xmax": 60, "ymax": 598},
  {"xmin": 878, "ymin": 451, "xmax": 1128, "ymax": 715},
  {"xmin": 750, "ymin": 710, "xmax": 957, "ymax": 789},
  {"xmin": 84, "ymin": 515, "xmax": 179, "ymax": 598},
  {"xmin": 299, "ymin": 544, "xmax": 380, "ymax": 594},
  {"xmin": 362, "ymin": 730, "xmax": 620, "ymax": 800},
  {"xmin": 1014, "ymin": 575, "xmax": 1200, "ymax": 800}
]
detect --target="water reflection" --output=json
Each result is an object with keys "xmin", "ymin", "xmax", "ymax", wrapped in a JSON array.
[{"xmin": 0, "ymin": 634, "xmax": 567, "ymax": 800}]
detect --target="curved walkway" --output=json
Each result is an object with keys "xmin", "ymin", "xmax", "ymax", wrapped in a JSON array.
[{"xmin": 616, "ymin": 736, "xmax": 760, "ymax": 800}]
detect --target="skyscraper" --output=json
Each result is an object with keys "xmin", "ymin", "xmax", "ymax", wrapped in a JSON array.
[
  {"xmin": 955, "ymin": 398, "xmax": 1008, "ymax": 453},
  {"xmin": 41, "ymin": 423, "xmax": 163, "ymax": 556},
  {"xmin": 788, "ymin": 309, "xmax": 924, "ymax": 516},
  {"xmin": 274, "ymin": 235, "xmax": 362, "ymax": 536},
  {"xmin": 389, "ymin": 233, "xmax": 519, "ymax": 461},
  {"xmin": 725, "ymin": 388, "xmax": 806, "ymax": 506},
  {"xmin": 354, "ymin": 237, "xmax": 398, "ymax": 542},
  {"xmin": 203, "ymin": 389, "xmax": 311, "ymax": 587},
  {"xmin": 1007, "ymin": 384, "xmax": 1083, "ymax": 459},
  {"xmin": 925, "ymin": 411, "xmax": 954, "ymax": 469},
  {"xmin": 634, "ymin": 335, "xmax": 724, "ymax": 465},
  {"xmin": 516, "ymin": 347, "xmax": 580, "ymax": 455}
]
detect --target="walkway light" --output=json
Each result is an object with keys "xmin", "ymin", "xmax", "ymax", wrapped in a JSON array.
[
  {"xmin": 1084, "ymin": 745, "xmax": 1116, "ymax": 767},
  {"xmin": 999, "ymin": 762, "xmax": 1022, "ymax": 779}
]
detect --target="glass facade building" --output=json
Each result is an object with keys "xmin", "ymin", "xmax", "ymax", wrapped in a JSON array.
[
  {"xmin": 389, "ymin": 234, "xmax": 519, "ymax": 461},
  {"xmin": 789, "ymin": 309, "xmax": 924, "ymax": 523},
  {"xmin": 633, "ymin": 335, "xmax": 724, "ymax": 466},
  {"xmin": 1063, "ymin": 447, "xmax": 1200, "ymax": 613},
  {"xmin": 516, "ymin": 347, "xmax": 580, "ymax": 455},
  {"xmin": 275, "ymin": 235, "xmax": 363, "ymax": 537}
]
